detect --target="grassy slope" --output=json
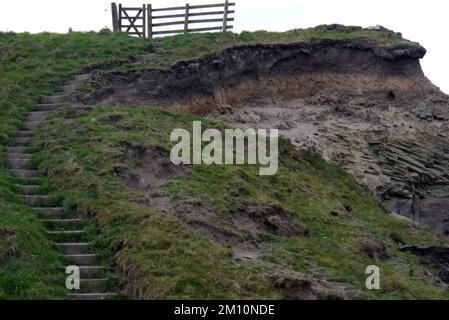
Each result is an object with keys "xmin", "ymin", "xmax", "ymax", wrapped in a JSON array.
[
  {"xmin": 0, "ymin": 32, "xmax": 149, "ymax": 299},
  {"xmin": 35, "ymin": 106, "xmax": 449, "ymax": 299},
  {"xmin": 0, "ymin": 27, "xmax": 442, "ymax": 300}
]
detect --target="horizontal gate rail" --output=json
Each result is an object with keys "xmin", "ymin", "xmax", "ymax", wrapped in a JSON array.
[
  {"xmin": 152, "ymin": 10, "xmax": 235, "ymax": 19},
  {"xmin": 152, "ymin": 26, "xmax": 233, "ymax": 35}
]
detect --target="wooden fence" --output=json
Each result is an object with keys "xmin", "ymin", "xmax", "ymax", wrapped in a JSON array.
[{"xmin": 111, "ymin": 2, "xmax": 235, "ymax": 39}]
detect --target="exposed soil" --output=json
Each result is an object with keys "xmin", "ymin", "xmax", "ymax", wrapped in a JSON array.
[
  {"xmin": 114, "ymin": 139, "xmax": 311, "ymax": 262},
  {"xmin": 87, "ymin": 39, "xmax": 449, "ymax": 236},
  {"xmin": 273, "ymin": 271, "xmax": 359, "ymax": 300},
  {"xmin": 233, "ymin": 203, "xmax": 309, "ymax": 238},
  {"xmin": 81, "ymin": 39, "xmax": 436, "ymax": 111},
  {"xmin": 115, "ymin": 144, "xmax": 186, "ymax": 191},
  {"xmin": 150, "ymin": 196, "xmax": 265, "ymax": 261},
  {"xmin": 153, "ymin": 197, "xmax": 309, "ymax": 261},
  {"xmin": 114, "ymin": 144, "xmax": 260, "ymax": 260},
  {"xmin": 0, "ymin": 227, "xmax": 17, "ymax": 241},
  {"xmin": 360, "ymin": 238, "xmax": 390, "ymax": 260}
]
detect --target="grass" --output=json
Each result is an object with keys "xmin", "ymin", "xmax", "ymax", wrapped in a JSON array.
[
  {"xmin": 0, "ymin": 31, "xmax": 149, "ymax": 143},
  {"xmin": 0, "ymin": 174, "xmax": 67, "ymax": 299},
  {"xmin": 0, "ymin": 32, "xmax": 149, "ymax": 299},
  {"xmin": 33, "ymin": 106, "xmax": 449, "ymax": 299}
]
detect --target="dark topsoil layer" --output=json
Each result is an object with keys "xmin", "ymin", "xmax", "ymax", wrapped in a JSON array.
[{"xmin": 80, "ymin": 38, "xmax": 440, "ymax": 109}]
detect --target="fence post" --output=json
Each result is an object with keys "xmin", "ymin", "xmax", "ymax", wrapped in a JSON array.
[
  {"xmin": 142, "ymin": 4, "xmax": 146, "ymax": 38},
  {"xmin": 147, "ymin": 4, "xmax": 153, "ymax": 40},
  {"xmin": 118, "ymin": 3, "xmax": 122, "ymax": 32},
  {"xmin": 111, "ymin": 2, "xmax": 119, "ymax": 32},
  {"xmin": 223, "ymin": 0, "xmax": 229, "ymax": 33},
  {"xmin": 184, "ymin": 3, "xmax": 190, "ymax": 34}
]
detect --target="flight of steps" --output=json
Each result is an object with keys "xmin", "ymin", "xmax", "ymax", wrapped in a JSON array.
[{"xmin": 6, "ymin": 74, "xmax": 118, "ymax": 300}]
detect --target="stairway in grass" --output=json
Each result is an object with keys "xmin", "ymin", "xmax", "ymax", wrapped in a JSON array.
[{"xmin": 6, "ymin": 74, "xmax": 118, "ymax": 300}]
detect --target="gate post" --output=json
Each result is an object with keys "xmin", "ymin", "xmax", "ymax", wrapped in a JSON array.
[
  {"xmin": 147, "ymin": 4, "xmax": 153, "ymax": 40},
  {"xmin": 142, "ymin": 4, "xmax": 147, "ymax": 38},
  {"xmin": 223, "ymin": 0, "xmax": 229, "ymax": 33},
  {"xmin": 184, "ymin": 3, "xmax": 190, "ymax": 34},
  {"xmin": 118, "ymin": 3, "xmax": 123, "ymax": 32},
  {"xmin": 111, "ymin": 2, "xmax": 119, "ymax": 32}
]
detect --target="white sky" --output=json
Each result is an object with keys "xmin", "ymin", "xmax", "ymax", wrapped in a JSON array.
[{"xmin": 0, "ymin": 0, "xmax": 448, "ymax": 93}]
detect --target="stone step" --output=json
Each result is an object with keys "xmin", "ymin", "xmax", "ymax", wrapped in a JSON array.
[
  {"xmin": 65, "ymin": 254, "xmax": 98, "ymax": 265},
  {"xmin": 31, "ymin": 207, "xmax": 66, "ymax": 218},
  {"xmin": 22, "ymin": 195, "xmax": 58, "ymax": 206},
  {"xmin": 22, "ymin": 121, "xmax": 42, "ymax": 131},
  {"xmin": 78, "ymin": 266, "xmax": 106, "ymax": 277},
  {"xmin": 79, "ymin": 278, "xmax": 109, "ymax": 291},
  {"xmin": 43, "ymin": 218, "xmax": 86, "ymax": 230},
  {"xmin": 48, "ymin": 230, "xmax": 85, "ymax": 242},
  {"xmin": 7, "ymin": 153, "xmax": 32, "ymax": 159},
  {"xmin": 43, "ymin": 218, "xmax": 86, "ymax": 225},
  {"xmin": 27, "ymin": 111, "xmax": 50, "ymax": 122},
  {"xmin": 70, "ymin": 293, "xmax": 116, "ymax": 301},
  {"xmin": 15, "ymin": 137, "xmax": 31, "ymax": 145},
  {"xmin": 32, "ymin": 103, "xmax": 62, "ymax": 111},
  {"xmin": 56, "ymin": 242, "xmax": 91, "ymax": 255},
  {"xmin": 8, "ymin": 159, "xmax": 30, "ymax": 170},
  {"xmin": 41, "ymin": 94, "xmax": 73, "ymax": 104},
  {"xmin": 8, "ymin": 144, "xmax": 30, "ymax": 149},
  {"xmin": 14, "ymin": 177, "xmax": 42, "ymax": 186},
  {"xmin": 9, "ymin": 169, "xmax": 38, "ymax": 179},
  {"xmin": 16, "ymin": 185, "xmax": 41, "ymax": 194},
  {"xmin": 7, "ymin": 146, "xmax": 32, "ymax": 154},
  {"xmin": 16, "ymin": 131, "xmax": 34, "ymax": 137}
]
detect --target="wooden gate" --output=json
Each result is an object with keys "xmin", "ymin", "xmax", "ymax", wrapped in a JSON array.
[
  {"xmin": 111, "ymin": 2, "xmax": 235, "ymax": 39},
  {"xmin": 112, "ymin": 3, "xmax": 147, "ymax": 38}
]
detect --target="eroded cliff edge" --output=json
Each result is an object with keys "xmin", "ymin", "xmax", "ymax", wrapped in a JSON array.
[{"xmin": 80, "ymin": 34, "xmax": 449, "ymax": 234}]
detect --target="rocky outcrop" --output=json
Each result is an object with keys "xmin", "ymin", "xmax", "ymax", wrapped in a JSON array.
[
  {"xmin": 401, "ymin": 245, "xmax": 449, "ymax": 283},
  {"xmin": 218, "ymin": 97, "xmax": 449, "ymax": 234}
]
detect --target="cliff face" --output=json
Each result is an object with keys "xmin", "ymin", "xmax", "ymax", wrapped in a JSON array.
[
  {"xmin": 83, "ymin": 39, "xmax": 449, "ymax": 234},
  {"xmin": 85, "ymin": 39, "xmax": 436, "ymax": 110}
]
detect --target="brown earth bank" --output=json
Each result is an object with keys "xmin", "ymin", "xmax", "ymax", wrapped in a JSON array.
[
  {"xmin": 79, "ymin": 38, "xmax": 449, "ymax": 236},
  {"xmin": 81, "ymin": 39, "xmax": 438, "ymax": 110}
]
